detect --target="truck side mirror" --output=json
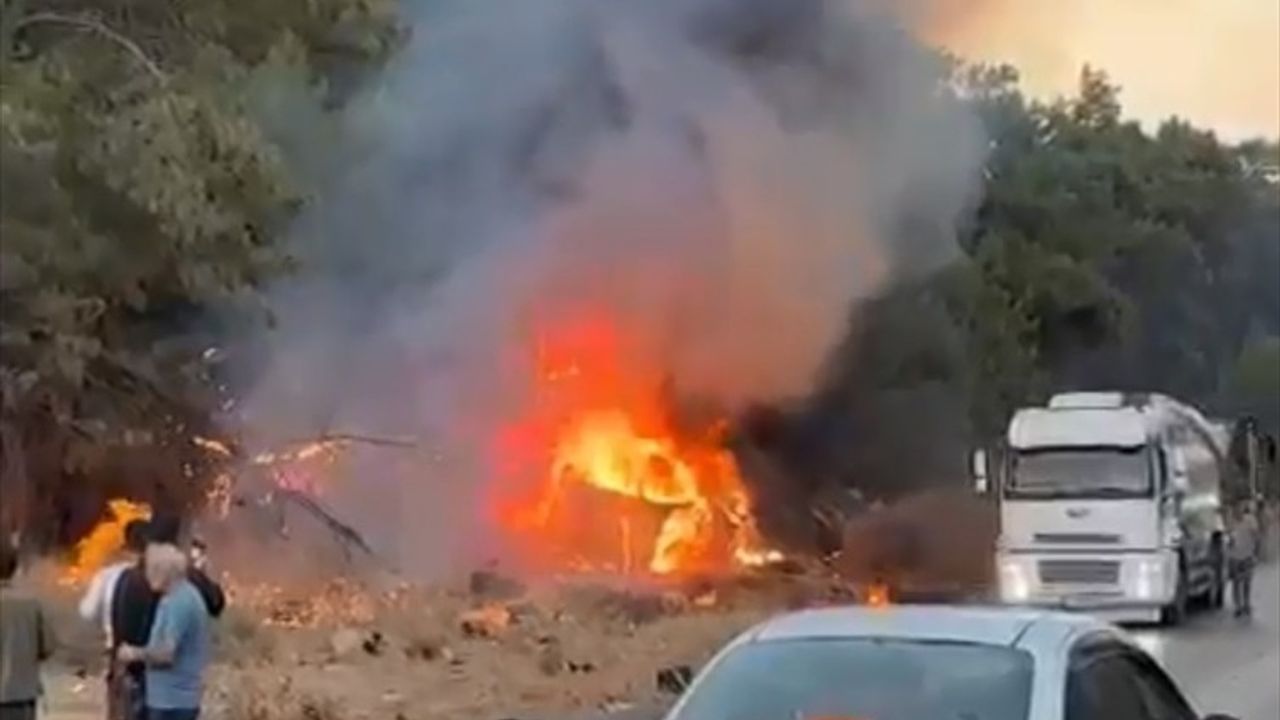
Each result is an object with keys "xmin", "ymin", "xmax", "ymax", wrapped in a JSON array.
[{"xmin": 971, "ymin": 449, "xmax": 990, "ymax": 495}]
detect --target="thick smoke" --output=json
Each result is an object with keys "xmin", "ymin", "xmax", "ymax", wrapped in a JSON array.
[{"xmin": 238, "ymin": 0, "xmax": 984, "ymax": 578}]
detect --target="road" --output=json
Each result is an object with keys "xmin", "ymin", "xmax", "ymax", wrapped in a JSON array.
[{"xmin": 1132, "ymin": 558, "xmax": 1280, "ymax": 720}]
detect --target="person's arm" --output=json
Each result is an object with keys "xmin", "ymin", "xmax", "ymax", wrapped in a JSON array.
[
  {"xmin": 78, "ymin": 569, "xmax": 105, "ymax": 621},
  {"xmin": 137, "ymin": 598, "xmax": 182, "ymax": 667},
  {"xmin": 188, "ymin": 567, "xmax": 225, "ymax": 618},
  {"xmin": 36, "ymin": 603, "xmax": 55, "ymax": 661}
]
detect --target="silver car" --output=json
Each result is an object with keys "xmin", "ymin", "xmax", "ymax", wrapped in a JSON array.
[{"xmin": 660, "ymin": 605, "xmax": 1241, "ymax": 720}]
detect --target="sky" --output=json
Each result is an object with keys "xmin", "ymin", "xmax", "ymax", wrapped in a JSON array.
[{"xmin": 917, "ymin": 0, "xmax": 1280, "ymax": 141}]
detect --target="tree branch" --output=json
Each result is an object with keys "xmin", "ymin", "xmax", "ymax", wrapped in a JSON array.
[
  {"xmin": 314, "ymin": 432, "xmax": 419, "ymax": 449},
  {"xmin": 11, "ymin": 11, "xmax": 166, "ymax": 83}
]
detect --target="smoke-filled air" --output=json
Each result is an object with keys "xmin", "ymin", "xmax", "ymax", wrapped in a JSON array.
[
  {"xmin": 8, "ymin": 0, "xmax": 1280, "ymax": 714},
  {"xmin": 237, "ymin": 0, "xmax": 984, "ymax": 580}
]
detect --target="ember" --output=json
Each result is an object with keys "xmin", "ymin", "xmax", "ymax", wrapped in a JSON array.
[
  {"xmin": 495, "ymin": 312, "xmax": 777, "ymax": 578},
  {"xmin": 60, "ymin": 498, "xmax": 151, "ymax": 586}
]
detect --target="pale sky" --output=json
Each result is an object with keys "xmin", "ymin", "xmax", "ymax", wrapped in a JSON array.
[{"xmin": 917, "ymin": 0, "xmax": 1280, "ymax": 141}]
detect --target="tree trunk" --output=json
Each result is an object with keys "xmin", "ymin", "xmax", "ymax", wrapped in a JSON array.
[{"xmin": 0, "ymin": 417, "xmax": 31, "ymax": 552}]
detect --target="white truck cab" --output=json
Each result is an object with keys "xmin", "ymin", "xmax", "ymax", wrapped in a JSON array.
[{"xmin": 975, "ymin": 392, "xmax": 1227, "ymax": 625}]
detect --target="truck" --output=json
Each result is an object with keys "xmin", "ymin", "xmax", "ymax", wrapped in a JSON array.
[{"xmin": 972, "ymin": 391, "xmax": 1229, "ymax": 625}]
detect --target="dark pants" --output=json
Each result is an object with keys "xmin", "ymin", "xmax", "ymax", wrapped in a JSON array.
[
  {"xmin": 0, "ymin": 701, "xmax": 36, "ymax": 720},
  {"xmin": 147, "ymin": 710, "xmax": 199, "ymax": 720},
  {"xmin": 107, "ymin": 664, "xmax": 144, "ymax": 720},
  {"xmin": 1230, "ymin": 558, "xmax": 1255, "ymax": 614}
]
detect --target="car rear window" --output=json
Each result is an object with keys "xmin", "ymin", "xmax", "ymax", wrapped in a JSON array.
[{"xmin": 668, "ymin": 637, "xmax": 1034, "ymax": 720}]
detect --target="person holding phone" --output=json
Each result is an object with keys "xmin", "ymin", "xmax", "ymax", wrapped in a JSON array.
[
  {"xmin": 117, "ymin": 545, "xmax": 210, "ymax": 720},
  {"xmin": 109, "ymin": 516, "xmax": 225, "ymax": 720}
]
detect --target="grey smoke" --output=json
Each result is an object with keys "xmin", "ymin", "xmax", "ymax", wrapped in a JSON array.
[{"xmin": 237, "ymin": 0, "xmax": 985, "ymax": 578}]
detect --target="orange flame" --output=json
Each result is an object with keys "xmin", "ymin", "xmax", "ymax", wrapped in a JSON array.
[
  {"xmin": 495, "ymin": 311, "xmax": 777, "ymax": 577},
  {"xmin": 865, "ymin": 581, "xmax": 891, "ymax": 608},
  {"xmin": 60, "ymin": 499, "xmax": 151, "ymax": 586}
]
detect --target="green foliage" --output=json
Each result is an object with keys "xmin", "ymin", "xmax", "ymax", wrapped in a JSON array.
[
  {"xmin": 1222, "ymin": 337, "xmax": 1280, "ymax": 435},
  {"xmin": 803, "ymin": 63, "xmax": 1279, "ymax": 498},
  {"xmin": 0, "ymin": 0, "xmax": 397, "ymax": 545},
  {"xmin": 953, "ymin": 64, "xmax": 1280, "ymax": 432}
]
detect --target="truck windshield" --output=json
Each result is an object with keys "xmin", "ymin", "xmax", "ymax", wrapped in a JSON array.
[{"xmin": 1007, "ymin": 445, "xmax": 1153, "ymax": 499}]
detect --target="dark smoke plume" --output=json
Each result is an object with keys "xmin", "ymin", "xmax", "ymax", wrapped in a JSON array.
[{"xmin": 237, "ymin": 0, "xmax": 984, "ymax": 578}]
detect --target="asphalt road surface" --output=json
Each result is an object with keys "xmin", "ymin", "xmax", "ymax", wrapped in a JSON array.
[{"xmin": 1131, "ymin": 557, "xmax": 1280, "ymax": 720}]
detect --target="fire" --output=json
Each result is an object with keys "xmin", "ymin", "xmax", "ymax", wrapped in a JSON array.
[
  {"xmin": 865, "ymin": 581, "xmax": 891, "ymax": 608},
  {"xmin": 60, "ymin": 499, "xmax": 151, "ymax": 586},
  {"xmin": 549, "ymin": 410, "xmax": 722, "ymax": 574},
  {"xmin": 496, "ymin": 311, "xmax": 776, "ymax": 577}
]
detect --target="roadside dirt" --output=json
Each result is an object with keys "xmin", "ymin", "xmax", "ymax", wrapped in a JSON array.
[{"xmin": 38, "ymin": 489, "xmax": 994, "ymax": 719}]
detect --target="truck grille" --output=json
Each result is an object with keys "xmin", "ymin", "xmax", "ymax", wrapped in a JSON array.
[
  {"xmin": 1038, "ymin": 559, "xmax": 1120, "ymax": 585},
  {"xmin": 1034, "ymin": 533, "xmax": 1121, "ymax": 545}
]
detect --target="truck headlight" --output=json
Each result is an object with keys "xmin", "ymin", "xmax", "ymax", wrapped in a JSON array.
[
  {"xmin": 1135, "ymin": 557, "xmax": 1166, "ymax": 600},
  {"xmin": 999, "ymin": 558, "xmax": 1031, "ymax": 602}
]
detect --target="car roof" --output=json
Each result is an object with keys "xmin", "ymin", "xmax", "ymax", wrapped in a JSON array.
[{"xmin": 749, "ymin": 605, "xmax": 1111, "ymax": 651}]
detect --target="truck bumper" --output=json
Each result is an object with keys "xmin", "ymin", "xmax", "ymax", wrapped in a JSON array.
[{"xmin": 995, "ymin": 549, "xmax": 1178, "ymax": 623}]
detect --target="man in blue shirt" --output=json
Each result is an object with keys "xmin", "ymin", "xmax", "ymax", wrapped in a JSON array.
[{"xmin": 117, "ymin": 545, "xmax": 210, "ymax": 720}]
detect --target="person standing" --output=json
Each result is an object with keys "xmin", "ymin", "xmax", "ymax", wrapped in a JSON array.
[
  {"xmin": 116, "ymin": 545, "xmax": 210, "ymax": 720},
  {"xmin": 84, "ymin": 519, "xmax": 149, "ymax": 720},
  {"xmin": 81, "ymin": 520, "xmax": 149, "ymax": 646},
  {"xmin": 1228, "ymin": 503, "xmax": 1261, "ymax": 617},
  {"xmin": 144, "ymin": 517, "xmax": 224, "ymax": 619},
  {"xmin": 110, "ymin": 515, "xmax": 225, "ymax": 720},
  {"xmin": 0, "ymin": 542, "xmax": 55, "ymax": 720}
]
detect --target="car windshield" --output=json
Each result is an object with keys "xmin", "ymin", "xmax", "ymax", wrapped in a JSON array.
[
  {"xmin": 667, "ymin": 637, "xmax": 1034, "ymax": 720},
  {"xmin": 1006, "ymin": 445, "xmax": 1153, "ymax": 499}
]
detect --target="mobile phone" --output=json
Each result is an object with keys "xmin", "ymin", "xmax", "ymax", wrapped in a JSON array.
[{"xmin": 189, "ymin": 539, "xmax": 207, "ymax": 568}]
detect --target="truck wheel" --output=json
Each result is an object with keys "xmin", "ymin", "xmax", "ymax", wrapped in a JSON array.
[{"xmin": 1161, "ymin": 561, "xmax": 1189, "ymax": 626}]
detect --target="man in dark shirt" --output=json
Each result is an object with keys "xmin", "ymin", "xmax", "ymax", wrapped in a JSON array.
[{"xmin": 109, "ymin": 516, "xmax": 224, "ymax": 719}]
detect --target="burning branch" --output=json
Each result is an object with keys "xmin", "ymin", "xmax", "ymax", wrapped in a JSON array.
[
  {"xmin": 312, "ymin": 433, "xmax": 418, "ymax": 449},
  {"xmin": 190, "ymin": 430, "xmax": 415, "ymax": 567},
  {"xmin": 193, "ymin": 431, "xmax": 420, "ymax": 464},
  {"xmin": 274, "ymin": 489, "xmax": 376, "ymax": 561}
]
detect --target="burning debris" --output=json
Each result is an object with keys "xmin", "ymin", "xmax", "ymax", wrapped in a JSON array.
[{"xmin": 495, "ymin": 313, "xmax": 781, "ymax": 579}]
